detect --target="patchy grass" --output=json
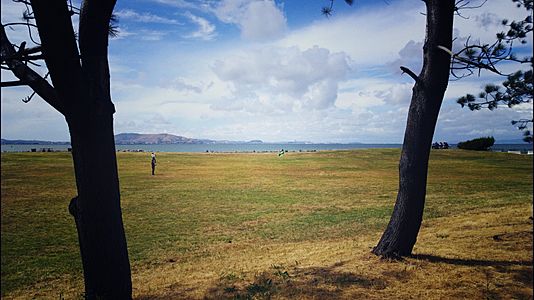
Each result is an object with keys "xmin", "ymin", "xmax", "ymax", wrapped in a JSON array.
[{"xmin": 1, "ymin": 149, "xmax": 532, "ymax": 299}]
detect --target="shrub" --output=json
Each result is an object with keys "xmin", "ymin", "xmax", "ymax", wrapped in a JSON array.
[{"xmin": 457, "ymin": 136, "xmax": 495, "ymax": 151}]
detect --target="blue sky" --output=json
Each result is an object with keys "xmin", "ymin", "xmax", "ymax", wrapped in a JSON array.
[{"xmin": 1, "ymin": 0, "xmax": 532, "ymax": 143}]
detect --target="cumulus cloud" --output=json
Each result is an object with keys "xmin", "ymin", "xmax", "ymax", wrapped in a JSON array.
[
  {"xmin": 375, "ymin": 83, "xmax": 413, "ymax": 105},
  {"xmin": 277, "ymin": 1, "xmax": 426, "ymax": 67},
  {"xmin": 211, "ymin": 45, "xmax": 351, "ymax": 112},
  {"xmin": 335, "ymin": 82, "xmax": 413, "ymax": 128},
  {"xmin": 213, "ymin": 0, "xmax": 287, "ymax": 40},
  {"xmin": 184, "ymin": 12, "xmax": 216, "ymax": 41},
  {"xmin": 388, "ymin": 40, "xmax": 423, "ymax": 75}
]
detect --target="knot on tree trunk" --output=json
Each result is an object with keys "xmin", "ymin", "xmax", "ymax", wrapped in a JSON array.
[{"xmin": 69, "ymin": 196, "xmax": 79, "ymax": 217}]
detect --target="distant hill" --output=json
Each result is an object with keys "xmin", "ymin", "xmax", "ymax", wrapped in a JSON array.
[
  {"xmin": 1, "ymin": 138, "xmax": 69, "ymax": 145},
  {"xmin": 1, "ymin": 134, "xmax": 317, "ymax": 145},
  {"xmin": 114, "ymin": 133, "xmax": 216, "ymax": 145}
]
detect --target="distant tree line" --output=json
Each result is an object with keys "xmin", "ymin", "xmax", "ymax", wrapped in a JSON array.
[{"xmin": 457, "ymin": 136, "xmax": 496, "ymax": 151}]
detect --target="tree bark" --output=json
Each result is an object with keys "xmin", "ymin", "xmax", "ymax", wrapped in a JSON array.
[
  {"xmin": 372, "ymin": 0, "xmax": 455, "ymax": 258},
  {"xmin": 30, "ymin": 0, "xmax": 132, "ymax": 297},
  {"xmin": 68, "ymin": 114, "xmax": 131, "ymax": 299}
]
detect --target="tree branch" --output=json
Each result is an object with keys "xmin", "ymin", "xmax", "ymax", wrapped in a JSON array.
[
  {"xmin": 438, "ymin": 44, "xmax": 507, "ymax": 76},
  {"xmin": 1, "ymin": 80, "xmax": 29, "ymax": 87},
  {"xmin": 1, "ymin": 25, "xmax": 64, "ymax": 114},
  {"xmin": 2, "ymin": 22, "xmax": 38, "ymax": 28},
  {"xmin": 400, "ymin": 66, "xmax": 419, "ymax": 82}
]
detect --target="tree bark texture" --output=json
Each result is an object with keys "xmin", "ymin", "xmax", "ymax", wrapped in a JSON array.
[
  {"xmin": 372, "ymin": 0, "xmax": 455, "ymax": 258},
  {"xmin": 30, "ymin": 0, "xmax": 132, "ymax": 298}
]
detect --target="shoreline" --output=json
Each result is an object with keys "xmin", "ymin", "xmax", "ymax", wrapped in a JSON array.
[{"xmin": 2, "ymin": 146, "xmax": 533, "ymax": 155}]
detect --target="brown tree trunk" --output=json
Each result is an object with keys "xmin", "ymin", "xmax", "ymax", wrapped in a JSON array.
[
  {"xmin": 30, "ymin": 0, "xmax": 132, "ymax": 297},
  {"xmin": 372, "ymin": 0, "xmax": 455, "ymax": 258}
]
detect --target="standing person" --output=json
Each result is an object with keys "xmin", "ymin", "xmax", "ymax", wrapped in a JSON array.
[{"xmin": 151, "ymin": 152, "xmax": 157, "ymax": 175}]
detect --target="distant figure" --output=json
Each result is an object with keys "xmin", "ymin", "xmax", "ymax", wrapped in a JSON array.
[
  {"xmin": 432, "ymin": 142, "xmax": 449, "ymax": 149},
  {"xmin": 151, "ymin": 152, "xmax": 157, "ymax": 175},
  {"xmin": 278, "ymin": 149, "xmax": 285, "ymax": 157}
]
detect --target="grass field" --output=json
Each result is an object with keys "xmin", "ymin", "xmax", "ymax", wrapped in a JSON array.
[{"xmin": 1, "ymin": 149, "xmax": 532, "ymax": 299}]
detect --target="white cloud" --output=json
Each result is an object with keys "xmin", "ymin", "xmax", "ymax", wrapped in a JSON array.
[
  {"xmin": 1, "ymin": 0, "xmax": 25, "ymax": 22},
  {"xmin": 1, "ymin": 0, "xmax": 42, "ymax": 45},
  {"xmin": 454, "ymin": 0, "xmax": 529, "ymax": 39},
  {"xmin": 239, "ymin": 1, "xmax": 287, "ymax": 40},
  {"xmin": 184, "ymin": 12, "xmax": 216, "ymax": 41},
  {"xmin": 0, "ymin": 86, "xmax": 69, "ymax": 140},
  {"xmin": 474, "ymin": 12, "xmax": 500, "ymax": 30},
  {"xmin": 115, "ymin": 9, "xmax": 182, "ymax": 25},
  {"xmin": 451, "ymin": 0, "xmax": 532, "ymax": 60},
  {"xmin": 4, "ymin": 0, "xmax": 530, "ymax": 144},
  {"xmin": 388, "ymin": 40, "xmax": 423, "ymax": 75},
  {"xmin": 112, "ymin": 27, "xmax": 136, "ymax": 39},
  {"xmin": 154, "ymin": 0, "xmax": 209, "ymax": 11},
  {"xmin": 277, "ymin": 1, "xmax": 426, "ymax": 67},
  {"xmin": 138, "ymin": 29, "xmax": 168, "ymax": 41},
  {"xmin": 151, "ymin": 0, "xmax": 287, "ymax": 41},
  {"xmin": 337, "ymin": 78, "xmax": 412, "ymax": 108},
  {"xmin": 435, "ymin": 102, "xmax": 532, "ymax": 143},
  {"xmin": 163, "ymin": 77, "xmax": 212, "ymax": 93},
  {"xmin": 211, "ymin": 45, "xmax": 351, "ymax": 112},
  {"xmin": 213, "ymin": 0, "xmax": 287, "ymax": 40}
]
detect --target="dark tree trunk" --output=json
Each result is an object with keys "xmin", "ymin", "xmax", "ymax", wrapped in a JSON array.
[
  {"xmin": 68, "ymin": 115, "xmax": 131, "ymax": 299},
  {"xmin": 372, "ymin": 0, "xmax": 455, "ymax": 258},
  {"xmin": 30, "ymin": 0, "xmax": 132, "ymax": 298}
]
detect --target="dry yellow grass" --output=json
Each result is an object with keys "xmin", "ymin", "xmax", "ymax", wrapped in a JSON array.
[
  {"xmin": 128, "ymin": 203, "xmax": 532, "ymax": 300},
  {"xmin": 1, "ymin": 150, "xmax": 532, "ymax": 299}
]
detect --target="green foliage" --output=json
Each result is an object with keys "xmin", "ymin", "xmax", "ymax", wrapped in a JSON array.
[
  {"xmin": 456, "ymin": 70, "xmax": 533, "ymax": 110},
  {"xmin": 456, "ymin": 0, "xmax": 533, "ymax": 142},
  {"xmin": 457, "ymin": 136, "xmax": 496, "ymax": 151}
]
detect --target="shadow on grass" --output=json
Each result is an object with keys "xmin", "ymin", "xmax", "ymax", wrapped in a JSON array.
[
  {"xmin": 134, "ymin": 255, "xmax": 531, "ymax": 299},
  {"xmin": 203, "ymin": 261, "xmax": 387, "ymax": 300},
  {"xmin": 411, "ymin": 254, "xmax": 531, "ymax": 267},
  {"xmin": 134, "ymin": 283, "xmax": 196, "ymax": 300},
  {"xmin": 133, "ymin": 261, "xmax": 388, "ymax": 299}
]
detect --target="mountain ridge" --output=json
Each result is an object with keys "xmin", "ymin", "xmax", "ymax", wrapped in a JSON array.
[
  {"xmin": 1, "ymin": 133, "xmax": 267, "ymax": 145},
  {"xmin": 114, "ymin": 133, "xmax": 216, "ymax": 145}
]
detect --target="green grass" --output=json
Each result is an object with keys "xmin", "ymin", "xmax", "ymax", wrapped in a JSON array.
[{"xmin": 1, "ymin": 149, "xmax": 532, "ymax": 298}]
